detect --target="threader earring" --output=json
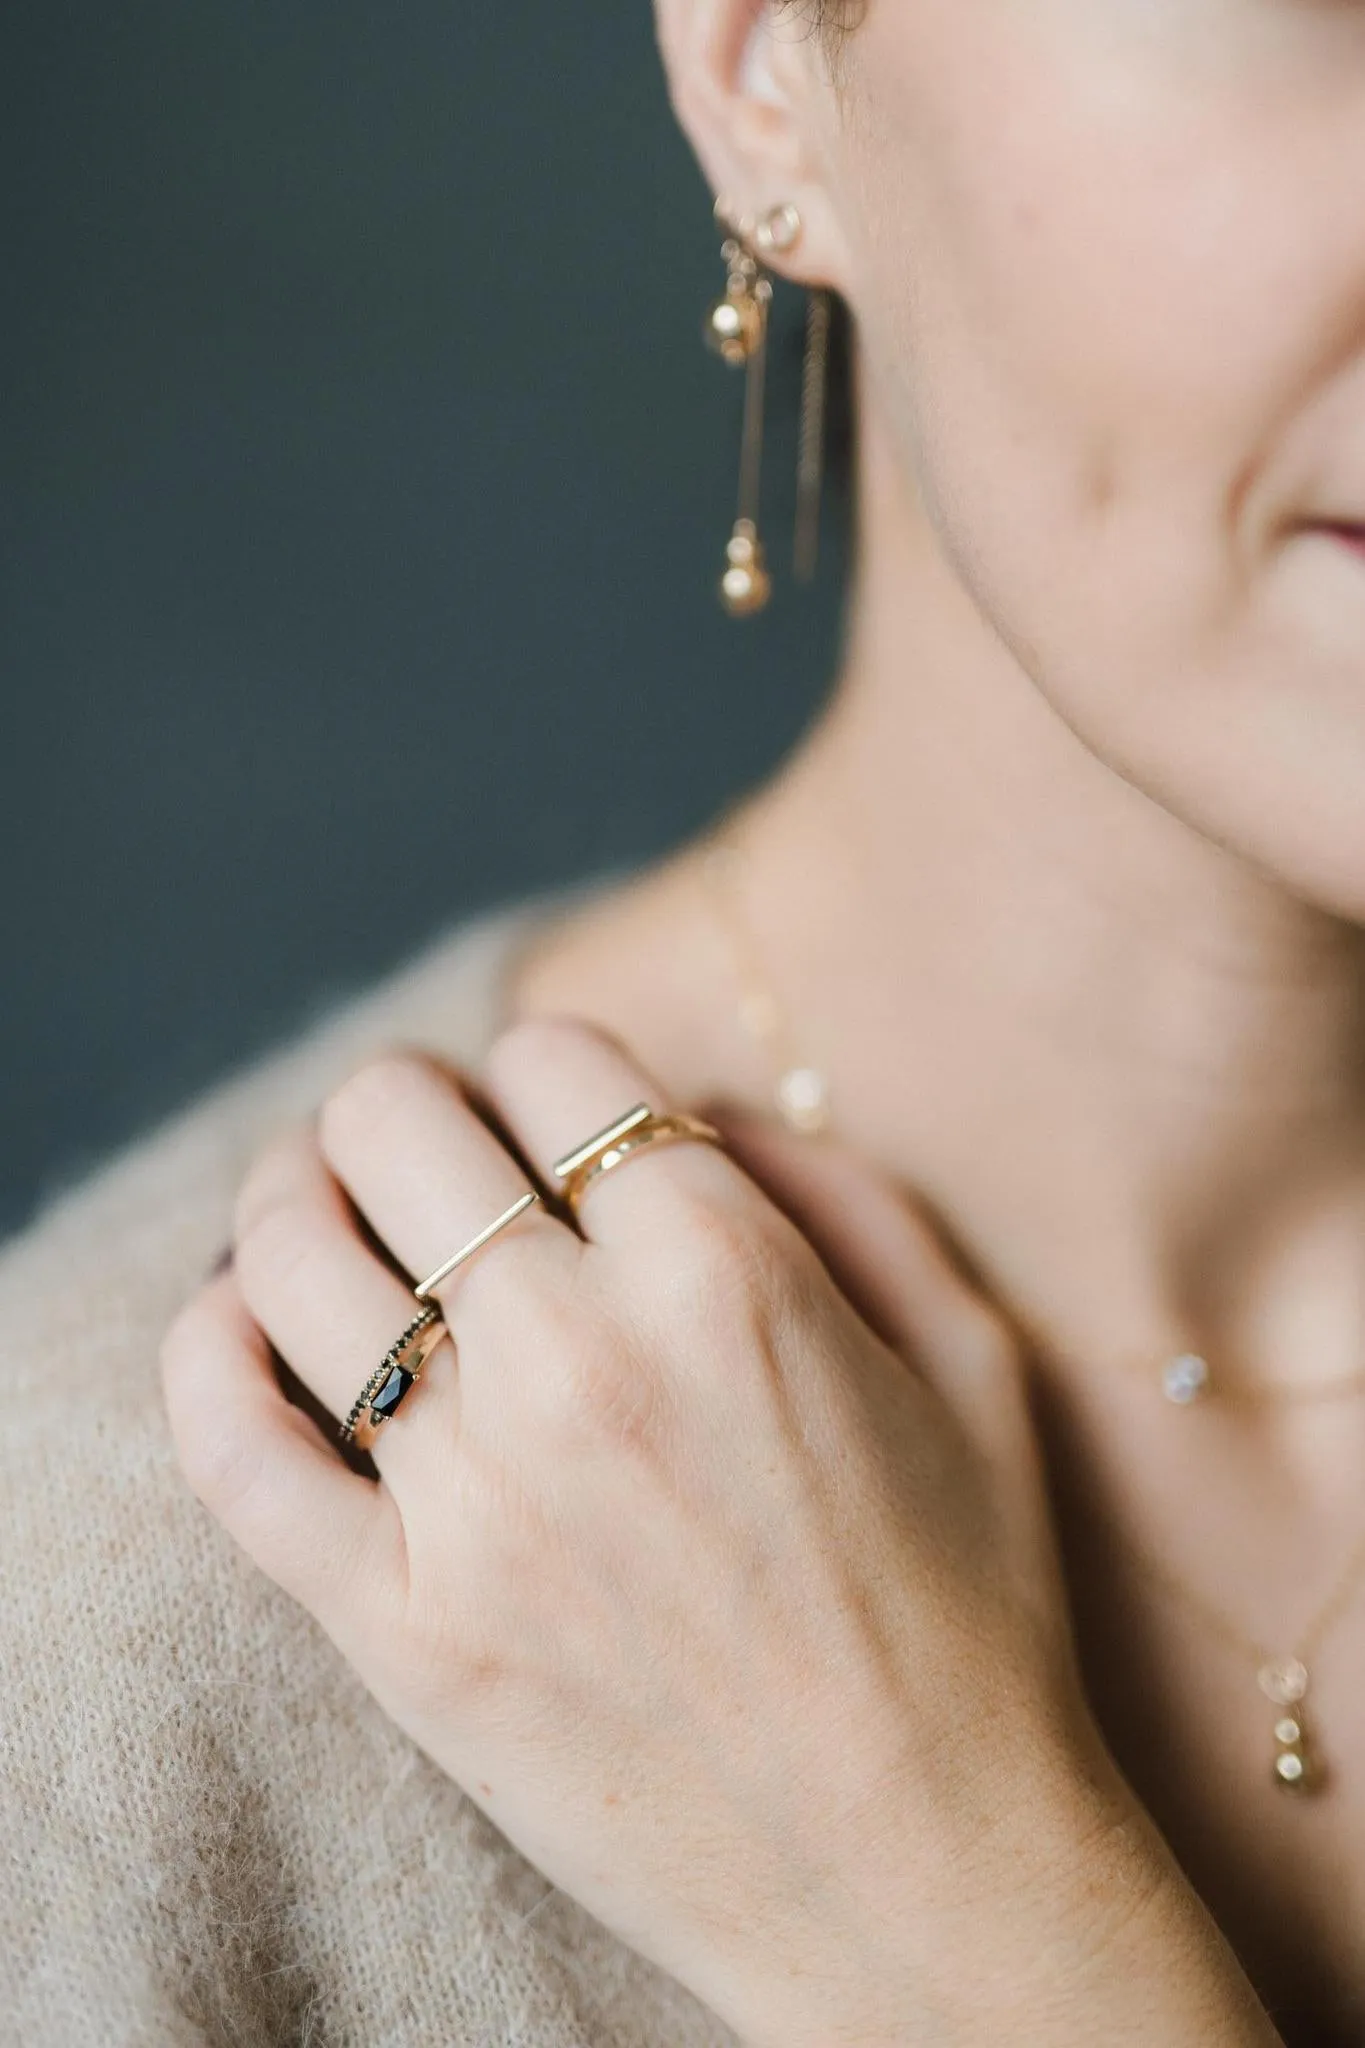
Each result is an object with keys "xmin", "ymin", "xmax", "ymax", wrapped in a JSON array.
[{"xmin": 704, "ymin": 196, "xmax": 831, "ymax": 617}]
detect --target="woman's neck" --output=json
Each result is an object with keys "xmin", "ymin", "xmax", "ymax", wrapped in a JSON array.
[{"xmin": 722, "ymin": 373, "xmax": 1365, "ymax": 1391}]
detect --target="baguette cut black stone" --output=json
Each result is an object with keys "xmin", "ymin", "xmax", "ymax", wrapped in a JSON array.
[{"xmin": 370, "ymin": 1363, "xmax": 414, "ymax": 1423}]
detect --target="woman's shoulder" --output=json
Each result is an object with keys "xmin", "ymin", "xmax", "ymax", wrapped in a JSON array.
[{"xmin": 0, "ymin": 867, "xmax": 731, "ymax": 2045}]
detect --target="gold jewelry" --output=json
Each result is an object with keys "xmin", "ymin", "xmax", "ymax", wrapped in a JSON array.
[
  {"xmin": 699, "ymin": 822, "xmax": 832, "ymax": 1134},
  {"xmin": 705, "ymin": 197, "xmax": 831, "ymax": 615},
  {"xmin": 703, "ymin": 822, "xmax": 1365, "ymax": 1412},
  {"xmin": 552, "ymin": 1101, "xmax": 724, "ymax": 1217},
  {"xmin": 340, "ymin": 1301, "xmax": 446, "ymax": 1448},
  {"xmin": 1120, "ymin": 1521, "xmax": 1365, "ymax": 1796},
  {"xmin": 752, "ymin": 199, "xmax": 802, "ymax": 258},
  {"xmin": 706, "ymin": 198, "xmax": 774, "ymax": 616},
  {"xmin": 341, "ymin": 1189, "xmax": 543, "ymax": 1447},
  {"xmin": 414, "ymin": 1187, "xmax": 543, "ymax": 1301},
  {"xmin": 695, "ymin": 816, "xmax": 1365, "ymax": 1797}
]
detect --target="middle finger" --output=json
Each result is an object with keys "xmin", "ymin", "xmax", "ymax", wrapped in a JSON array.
[{"xmin": 317, "ymin": 1049, "xmax": 582, "ymax": 1373}]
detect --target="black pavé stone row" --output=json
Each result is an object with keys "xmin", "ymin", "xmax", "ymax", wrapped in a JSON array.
[{"xmin": 339, "ymin": 1301, "xmax": 440, "ymax": 1442}]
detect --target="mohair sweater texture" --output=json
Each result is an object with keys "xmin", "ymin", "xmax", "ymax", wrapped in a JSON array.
[{"xmin": 0, "ymin": 878, "xmax": 741, "ymax": 2048}]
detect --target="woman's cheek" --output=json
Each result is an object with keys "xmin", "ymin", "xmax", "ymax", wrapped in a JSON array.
[{"xmin": 836, "ymin": 1, "xmax": 1365, "ymax": 906}]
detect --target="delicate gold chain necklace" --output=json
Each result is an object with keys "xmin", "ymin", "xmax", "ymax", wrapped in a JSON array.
[
  {"xmin": 697, "ymin": 816, "xmax": 1365, "ymax": 1796},
  {"xmin": 699, "ymin": 828, "xmax": 834, "ymax": 1137},
  {"xmin": 1122, "ymin": 1526, "xmax": 1365, "ymax": 1795}
]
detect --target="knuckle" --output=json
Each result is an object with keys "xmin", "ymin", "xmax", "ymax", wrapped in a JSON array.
[
  {"xmin": 544, "ymin": 1338, "xmax": 663, "ymax": 1448},
  {"xmin": 178, "ymin": 1406, "xmax": 269, "ymax": 1522},
  {"xmin": 157, "ymin": 1291, "xmax": 275, "ymax": 1521},
  {"xmin": 454, "ymin": 1264, "xmax": 664, "ymax": 1451},
  {"xmin": 232, "ymin": 1126, "xmax": 313, "ymax": 1239},
  {"xmin": 521, "ymin": 1294, "xmax": 666, "ymax": 1450},
  {"xmin": 482, "ymin": 1012, "xmax": 626, "ymax": 1087},
  {"xmin": 400, "ymin": 1577, "xmax": 512, "ymax": 1721},
  {"xmin": 319, "ymin": 1051, "xmax": 428, "ymax": 1154},
  {"xmin": 651, "ymin": 1204, "xmax": 802, "ymax": 1405},
  {"xmin": 661, "ymin": 1196, "xmax": 791, "ymax": 1315},
  {"xmin": 158, "ymin": 1292, "xmax": 210, "ymax": 1386},
  {"xmin": 961, "ymin": 1309, "xmax": 1023, "ymax": 1386},
  {"xmin": 159, "ymin": 1281, "xmax": 238, "ymax": 1406},
  {"xmin": 484, "ymin": 1012, "xmax": 578, "ymax": 1076},
  {"xmin": 232, "ymin": 1197, "xmax": 315, "ymax": 1304},
  {"xmin": 447, "ymin": 1624, "xmax": 512, "ymax": 1715},
  {"xmin": 454, "ymin": 1248, "xmax": 580, "ymax": 1356}
]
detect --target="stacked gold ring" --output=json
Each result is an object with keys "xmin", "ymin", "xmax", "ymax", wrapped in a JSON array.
[
  {"xmin": 340, "ymin": 1301, "xmax": 446, "ymax": 1447},
  {"xmin": 341, "ymin": 1106, "xmax": 722, "ymax": 1448},
  {"xmin": 552, "ymin": 1101, "xmax": 725, "ymax": 1216},
  {"xmin": 341, "ymin": 1187, "xmax": 543, "ymax": 1448}
]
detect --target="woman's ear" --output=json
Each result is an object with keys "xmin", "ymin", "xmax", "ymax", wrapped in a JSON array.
[{"xmin": 652, "ymin": 0, "xmax": 853, "ymax": 294}]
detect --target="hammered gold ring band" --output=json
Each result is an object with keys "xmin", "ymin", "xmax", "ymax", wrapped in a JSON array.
[{"xmin": 552, "ymin": 1101, "xmax": 725, "ymax": 1217}]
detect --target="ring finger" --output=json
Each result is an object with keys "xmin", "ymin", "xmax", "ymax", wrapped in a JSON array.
[{"xmin": 230, "ymin": 1124, "xmax": 470, "ymax": 1486}]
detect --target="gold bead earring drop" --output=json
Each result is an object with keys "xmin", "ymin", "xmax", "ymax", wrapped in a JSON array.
[{"xmin": 704, "ymin": 196, "xmax": 830, "ymax": 618}]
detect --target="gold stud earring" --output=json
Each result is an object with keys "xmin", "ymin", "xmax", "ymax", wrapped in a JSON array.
[
  {"xmin": 704, "ymin": 198, "xmax": 830, "ymax": 617},
  {"xmin": 753, "ymin": 200, "xmax": 802, "ymax": 259}
]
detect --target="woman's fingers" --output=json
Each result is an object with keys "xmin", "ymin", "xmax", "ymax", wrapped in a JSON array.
[
  {"xmin": 317, "ymin": 1021, "xmax": 772, "ymax": 1315},
  {"xmin": 159, "ymin": 1268, "xmax": 406, "ymax": 1636},
  {"xmin": 316, "ymin": 1049, "xmax": 581, "ymax": 1306},
  {"xmin": 230, "ymin": 1123, "xmax": 463, "ymax": 1481},
  {"xmin": 313, "ymin": 1023, "xmax": 787, "ymax": 1459},
  {"xmin": 474, "ymin": 1014, "xmax": 764, "ymax": 1250},
  {"xmin": 233, "ymin": 1017, "xmax": 1023, "ymax": 1494},
  {"xmin": 701, "ymin": 1101, "xmax": 1029, "ymax": 1459}
]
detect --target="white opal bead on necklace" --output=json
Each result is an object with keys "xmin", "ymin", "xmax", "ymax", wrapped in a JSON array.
[
  {"xmin": 776, "ymin": 1065, "xmax": 831, "ymax": 1134},
  {"xmin": 1162, "ymin": 1352, "xmax": 1211, "ymax": 1405}
]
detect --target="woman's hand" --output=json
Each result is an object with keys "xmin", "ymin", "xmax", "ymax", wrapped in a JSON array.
[{"xmin": 159, "ymin": 1016, "xmax": 1266, "ymax": 2048}]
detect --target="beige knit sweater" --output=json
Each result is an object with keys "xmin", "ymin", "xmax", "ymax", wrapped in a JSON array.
[{"xmin": 0, "ymin": 877, "xmax": 741, "ymax": 2048}]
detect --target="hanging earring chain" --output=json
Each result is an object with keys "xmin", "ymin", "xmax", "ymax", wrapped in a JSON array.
[
  {"xmin": 703, "ymin": 201, "xmax": 831, "ymax": 610},
  {"xmin": 704, "ymin": 197, "xmax": 831, "ymax": 613},
  {"xmin": 706, "ymin": 198, "xmax": 775, "ymax": 615},
  {"xmin": 794, "ymin": 286, "xmax": 831, "ymax": 584}
]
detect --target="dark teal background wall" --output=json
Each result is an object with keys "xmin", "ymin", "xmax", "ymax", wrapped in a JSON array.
[{"xmin": 0, "ymin": 1, "xmax": 850, "ymax": 1236}]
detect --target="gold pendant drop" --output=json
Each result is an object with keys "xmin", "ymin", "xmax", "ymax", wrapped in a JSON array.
[{"xmin": 1257, "ymin": 1658, "xmax": 1322, "ymax": 1795}]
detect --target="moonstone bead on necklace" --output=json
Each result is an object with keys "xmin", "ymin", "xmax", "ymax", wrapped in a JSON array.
[
  {"xmin": 1162, "ymin": 1352, "xmax": 1211, "ymax": 1405},
  {"xmin": 704, "ymin": 820, "xmax": 1365, "ymax": 1801},
  {"xmin": 776, "ymin": 1064, "xmax": 830, "ymax": 1134}
]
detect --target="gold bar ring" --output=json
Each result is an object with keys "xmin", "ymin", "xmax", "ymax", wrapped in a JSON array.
[
  {"xmin": 413, "ymin": 1187, "xmax": 543, "ymax": 1302},
  {"xmin": 552, "ymin": 1101, "xmax": 724, "ymax": 1217}
]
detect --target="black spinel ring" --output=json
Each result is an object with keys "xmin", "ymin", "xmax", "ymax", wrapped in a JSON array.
[{"xmin": 339, "ymin": 1302, "xmax": 444, "ymax": 1446}]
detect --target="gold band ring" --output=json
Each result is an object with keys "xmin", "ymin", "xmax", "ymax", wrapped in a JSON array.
[
  {"xmin": 340, "ymin": 1301, "xmax": 447, "ymax": 1448},
  {"xmin": 552, "ymin": 1101, "xmax": 724, "ymax": 1217}
]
